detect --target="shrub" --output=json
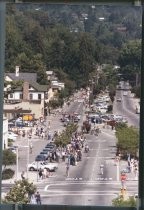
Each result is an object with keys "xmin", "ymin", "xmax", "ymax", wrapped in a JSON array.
[
  {"xmin": 2, "ymin": 168, "xmax": 15, "ymax": 180},
  {"xmin": 107, "ymin": 105, "xmax": 113, "ymax": 112}
]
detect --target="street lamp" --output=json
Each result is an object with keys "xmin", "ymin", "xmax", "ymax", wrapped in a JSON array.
[{"xmin": 16, "ymin": 144, "xmax": 29, "ymax": 181}]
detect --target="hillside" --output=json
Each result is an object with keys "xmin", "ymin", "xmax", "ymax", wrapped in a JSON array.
[{"xmin": 5, "ymin": 4, "xmax": 142, "ymax": 89}]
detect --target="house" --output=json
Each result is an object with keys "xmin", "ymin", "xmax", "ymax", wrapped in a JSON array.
[
  {"xmin": 7, "ymin": 81, "xmax": 48, "ymax": 102},
  {"xmin": 51, "ymin": 80, "xmax": 65, "ymax": 92},
  {"xmin": 5, "ymin": 66, "xmax": 37, "ymax": 83},
  {"xmin": 46, "ymin": 71, "xmax": 54, "ymax": 81},
  {"xmin": 4, "ymin": 81, "xmax": 48, "ymax": 119},
  {"xmin": 3, "ymin": 118, "xmax": 8, "ymax": 149}
]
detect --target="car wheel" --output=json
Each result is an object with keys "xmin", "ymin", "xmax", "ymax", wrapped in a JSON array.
[
  {"xmin": 29, "ymin": 167, "xmax": 35, "ymax": 171},
  {"xmin": 46, "ymin": 168, "xmax": 50, "ymax": 172},
  {"xmin": 53, "ymin": 167, "xmax": 57, "ymax": 172}
]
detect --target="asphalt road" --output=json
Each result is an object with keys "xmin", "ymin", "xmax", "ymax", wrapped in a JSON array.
[
  {"xmin": 37, "ymin": 90, "xmax": 139, "ymax": 206},
  {"xmin": 114, "ymin": 90, "xmax": 139, "ymax": 128},
  {"xmin": 35, "ymin": 127, "xmax": 138, "ymax": 206},
  {"xmin": 2, "ymin": 89, "xmax": 139, "ymax": 205}
]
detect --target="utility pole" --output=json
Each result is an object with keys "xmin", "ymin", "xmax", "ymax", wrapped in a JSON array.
[
  {"xmin": 139, "ymin": 2, "xmax": 144, "ymax": 210},
  {"xmin": 0, "ymin": 2, "xmax": 5, "ymax": 203},
  {"xmin": 16, "ymin": 147, "xmax": 19, "ymax": 180}
]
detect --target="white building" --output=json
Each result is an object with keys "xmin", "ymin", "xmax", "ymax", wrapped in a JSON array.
[{"xmin": 3, "ymin": 118, "xmax": 8, "ymax": 149}]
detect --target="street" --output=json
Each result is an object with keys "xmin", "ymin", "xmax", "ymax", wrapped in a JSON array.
[{"xmin": 2, "ymin": 89, "xmax": 139, "ymax": 206}]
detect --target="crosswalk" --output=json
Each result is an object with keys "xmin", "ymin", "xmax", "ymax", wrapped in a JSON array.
[{"xmin": 37, "ymin": 180, "xmax": 138, "ymax": 198}]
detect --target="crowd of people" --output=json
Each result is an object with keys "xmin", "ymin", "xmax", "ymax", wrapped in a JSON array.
[{"xmin": 127, "ymin": 157, "xmax": 139, "ymax": 179}]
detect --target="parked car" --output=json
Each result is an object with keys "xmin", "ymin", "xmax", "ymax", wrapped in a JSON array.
[
  {"xmin": 28, "ymin": 161, "xmax": 58, "ymax": 172},
  {"xmin": 35, "ymin": 154, "xmax": 47, "ymax": 162},
  {"xmin": 45, "ymin": 144, "xmax": 56, "ymax": 149},
  {"xmin": 28, "ymin": 161, "xmax": 45, "ymax": 171},
  {"xmin": 42, "ymin": 148, "xmax": 52, "ymax": 154},
  {"xmin": 8, "ymin": 132, "xmax": 18, "ymax": 141},
  {"xmin": 41, "ymin": 162, "xmax": 58, "ymax": 172},
  {"xmin": 40, "ymin": 151, "xmax": 49, "ymax": 159},
  {"xmin": 116, "ymin": 97, "xmax": 122, "ymax": 102},
  {"xmin": 8, "ymin": 146, "xmax": 17, "ymax": 154}
]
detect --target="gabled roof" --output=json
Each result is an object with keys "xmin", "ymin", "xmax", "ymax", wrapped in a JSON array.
[
  {"xmin": 14, "ymin": 81, "xmax": 48, "ymax": 92},
  {"xmin": 5, "ymin": 73, "xmax": 37, "ymax": 82},
  {"xmin": 30, "ymin": 82, "xmax": 48, "ymax": 92}
]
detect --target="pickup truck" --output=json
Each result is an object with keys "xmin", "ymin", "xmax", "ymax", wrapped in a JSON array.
[{"xmin": 28, "ymin": 161, "xmax": 58, "ymax": 172}]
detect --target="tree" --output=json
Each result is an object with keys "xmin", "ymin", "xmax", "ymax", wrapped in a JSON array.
[
  {"xmin": 2, "ymin": 149, "xmax": 16, "ymax": 169},
  {"xmin": 116, "ymin": 126, "xmax": 139, "ymax": 157},
  {"xmin": 118, "ymin": 40, "xmax": 141, "ymax": 83},
  {"xmin": 112, "ymin": 195, "xmax": 136, "ymax": 207},
  {"xmin": 3, "ymin": 179, "xmax": 37, "ymax": 204},
  {"xmin": 131, "ymin": 85, "xmax": 140, "ymax": 98},
  {"xmin": 55, "ymin": 123, "xmax": 78, "ymax": 147}
]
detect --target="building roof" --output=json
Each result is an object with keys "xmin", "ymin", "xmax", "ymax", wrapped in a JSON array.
[
  {"xmin": 46, "ymin": 71, "xmax": 53, "ymax": 75},
  {"xmin": 5, "ymin": 73, "xmax": 37, "ymax": 82},
  {"xmin": 14, "ymin": 81, "xmax": 48, "ymax": 92}
]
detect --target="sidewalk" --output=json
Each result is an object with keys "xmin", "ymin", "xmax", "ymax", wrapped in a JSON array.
[
  {"xmin": 2, "ymin": 102, "xmax": 81, "ymax": 185},
  {"xmin": 119, "ymin": 160, "xmax": 138, "ymax": 181}
]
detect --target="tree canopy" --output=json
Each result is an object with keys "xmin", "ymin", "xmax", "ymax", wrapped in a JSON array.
[{"xmin": 5, "ymin": 4, "xmax": 142, "ymax": 90}]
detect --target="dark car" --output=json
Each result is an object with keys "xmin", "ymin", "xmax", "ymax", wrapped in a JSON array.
[
  {"xmin": 35, "ymin": 154, "xmax": 46, "ymax": 162},
  {"xmin": 43, "ymin": 148, "xmax": 52, "ymax": 152},
  {"xmin": 74, "ymin": 117, "xmax": 79, "ymax": 123},
  {"xmin": 40, "ymin": 151, "xmax": 49, "ymax": 160},
  {"xmin": 45, "ymin": 144, "xmax": 56, "ymax": 149}
]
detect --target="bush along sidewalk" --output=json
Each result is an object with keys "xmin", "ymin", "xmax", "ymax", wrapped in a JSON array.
[{"xmin": 55, "ymin": 123, "xmax": 78, "ymax": 147}]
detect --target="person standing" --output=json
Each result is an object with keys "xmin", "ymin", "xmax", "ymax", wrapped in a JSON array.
[
  {"xmin": 39, "ymin": 168, "xmax": 43, "ymax": 180},
  {"xmin": 21, "ymin": 171, "xmax": 25, "ymax": 180},
  {"xmin": 30, "ymin": 142, "xmax": 33, "ymax": 154},
  {"xmin": 30, "ymin": 194, "xmax": 37, "ymax": 204},
  {"xmin": 35, "ymin": 191, "xmax": 41, "ymax": 204},
  {"xmin": 66, "ymin": 163, "xmax": 70, "ymax": 177}
]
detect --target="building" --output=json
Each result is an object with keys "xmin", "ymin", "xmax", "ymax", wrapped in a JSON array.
[
  {"xmin": 46, "ymin": 71, "xmax": 54, "ymax": 81},
  {"xmin": 5, "ymin": 66, "xmax": 37, "ymax": 83},
  {"xmin": 3, "ymin": 118, "xmax": 8, "ymax": 149},
  {"xmin": 4, "ymin": 81, "xmax": 48, "ymax": 119},
  {"xmin": 51, "ymin": 80, "xmax": 65, "ymax": 92}
]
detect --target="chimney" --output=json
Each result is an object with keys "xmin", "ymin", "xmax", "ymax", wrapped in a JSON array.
[
  {"xmin": 23, "ymin": 81, "xmax": 29, "ymax": 101},
  {"xmin": 15, "ymin": 66, "xmax": 20, "ymax": 77}
]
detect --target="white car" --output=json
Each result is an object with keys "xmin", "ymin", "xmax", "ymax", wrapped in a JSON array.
[
  {"xmin": 8, "ymin": 132, "xmax": 18, "ymax": 140},
  {"xmin": 28, "ymin": 161, "xmax": 58, "ymax": 172}
]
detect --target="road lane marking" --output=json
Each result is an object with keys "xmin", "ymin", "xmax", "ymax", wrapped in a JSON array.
[
  {"xmin": 90, "ymin": 141, "xmax": 101, "ymax": 180},
  {"xmin": 83, "ymin": 156, "xmax": 114, "ymax": 159},
  {"xmin": 43, "ymin": 181, "xmax": 138, "ymax": 189},
  {"xmin": 44, "ymin": 185, "xmax": 50, "ymax": 191},
  {"xmin": 44, "ymin": 190, "xmax": 137, "ymax": 193},
  {"xmin": 40, "ymin": 193, "xmax": 119, "ymax": 197}
]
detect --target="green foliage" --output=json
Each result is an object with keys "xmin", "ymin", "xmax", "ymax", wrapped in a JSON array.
[
  {"xmin": 49, "ymin": 98, "xmax": 64, "ymax": 109},
  {"xmin": 118, "ymin": 40, "xmax": 141, "ymax": 82},
  {"xmin": 5, "ymin": 5, "xmax": 141, "ymax": 90},
  {"xmin": 112, "ymin": 195, "xmax": 136, "ymax": 207},
  {"xmin": 2, "ymin": 168, "xmax": 15, "ymax": 180},
  {"xmin": 115, "ymin": 122, "xmax": 128, "ymax": 130},
  {"xmin": 55, "ymin": 123, "xmax": 78, "ymax": 147},
  {"xmin": 3, "ymin": 179, "xmax": 37, "ymax": 204},
  {"xmin": 8, "ymin": 139, "xmax": 13, "ymax": 147},
  {"xmin": 116, "ymin": 126, "xmax": 139, "ymax": 156},
  {"xmin": 2, "ymin": 149, "xmax": 16, "ymax": 168},
  {"xmin": 107, "ymin": 104, "xmax": 113, "ymax": 112},
  {"xmin": 109, "ymin": 85, "xmax": 116, "ymax": 103},
  {"xmin": 131, "ymin": 86, "xmax": 140, "ymax": 98}
]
